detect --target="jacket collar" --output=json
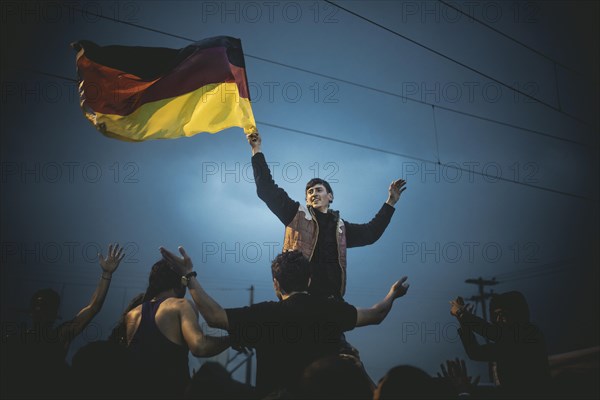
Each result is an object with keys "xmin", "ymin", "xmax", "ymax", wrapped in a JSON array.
[{"xmin": 307, "ymin": 205, "xmax": 340, "ymax": 220}]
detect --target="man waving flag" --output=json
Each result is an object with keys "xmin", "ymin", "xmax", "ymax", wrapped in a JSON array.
[{"xmin": 73, "ymin": 36, "xmax": 257, "ymax": 141}]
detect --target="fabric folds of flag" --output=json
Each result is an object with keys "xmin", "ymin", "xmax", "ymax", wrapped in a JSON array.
[{"xmin": 72, "ymin": 36, "xmax": 257, "ymax": 141}]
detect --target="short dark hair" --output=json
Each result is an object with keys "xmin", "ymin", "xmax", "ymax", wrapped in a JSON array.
[
  {"xmin": 305, "ymin": 178, "xmax": 333, "ymax": 199},
  {"xmin": 271, "ymin": 251, "xmax": 311, "ymax": 294}
]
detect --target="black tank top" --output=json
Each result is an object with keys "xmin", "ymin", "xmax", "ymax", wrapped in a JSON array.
[{"xmin": 128, "ymin": 299, "xmax": 190, "ymax": 397}]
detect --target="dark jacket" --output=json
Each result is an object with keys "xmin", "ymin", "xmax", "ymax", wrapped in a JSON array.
[{"xmin": 252, "ymin": 152, "xmax": 395, "ymax": 297}]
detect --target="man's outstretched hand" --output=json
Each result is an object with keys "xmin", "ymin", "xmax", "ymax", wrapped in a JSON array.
[
  {"xmin": 389, "ymin": 276, "xmax": 410, "ymax": 299},
  {"xmin": 98, "ymin": 243, "xmax": 126, "ymax": 275},
  {"xmin": 247, "ymin": 132, "xmax": 262, "ymax": 155},
  {"xmin": 386, "ymin": 179, "xmax": 407, "ymax": 206},
  {"xmin": 160, "ymin": 246, "xmax": 194, "ymax": 275}
]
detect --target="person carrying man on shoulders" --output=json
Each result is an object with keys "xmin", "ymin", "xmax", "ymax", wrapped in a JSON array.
[{"xmin": 161, "ymin": 246, "xmax": 410, "ymax": 397}]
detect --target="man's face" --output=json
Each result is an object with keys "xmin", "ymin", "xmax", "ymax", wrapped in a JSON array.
[{"xmin": 306, "ymin": 184, "xmax": 333, "ymax": 212}]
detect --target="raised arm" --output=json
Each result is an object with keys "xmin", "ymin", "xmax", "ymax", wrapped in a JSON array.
[
  {"xmin": 458, "ymin": 325, "xmax": 498, "ymax": 362},
  {"xmin": 58, "ymin": 243, "xmax": 125, "ymax": 348},
  {"xmin": 386, "ymin": 179, "xmax": 407, "ymax": 207},
  {"xmin": 160, "ymin": 246, "xmax": 229, "ymax": 330},
  {"xmin": 248, "ymin": 132, "xmax": 299, "ymax": 226},
  {"xmin": 356, "ymin": 277, "xmax": 409, "ymax": 327},
  {"xmin": 450, "ymin": 297, "xmax": 501, "ymax": 342},
  {"xmin": 345, "ymin": 204, "xmax": 395, "ymax": 248},
  {"xmin": 179, "ymin": 299, "xmax": 230, "ymax": 357},
  {"xmin": 346, "ymin": 179, "xmax": 405, "ymax": 248},
  {"xmin": 248, "ymin": 130, "xmax": 262, "ymax": 156}
]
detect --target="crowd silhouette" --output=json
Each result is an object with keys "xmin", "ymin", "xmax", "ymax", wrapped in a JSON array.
[
  {"xmin": 1, "ymin": 133, "xmax": 597, "ymax": 399},
  {"xmin": 2, "ymin": 244, "xmax": 596, "ymax": 399}
]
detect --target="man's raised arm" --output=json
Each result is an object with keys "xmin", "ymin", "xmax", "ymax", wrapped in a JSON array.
[
  {"xmin": 345, "ymin": 179, "xmax": 406, "ymax": 248},
  {"xmin": 356, "ymin": 276, "xmax": 409, "ymax": 327},
  {"xmin": 457, "ymin": 325, "xmax": 498, "ymax": 362},
  {"xmin": 179, "ymin": 298, "xmax": 231, "ymax": 357},
  {"xmin": 160, "ymin": 246, "xmax": 229, "ymax": 330},
  {"xmin": 248, "ymin": 132, "xmax": 299, "ymax": 226},
  {"xmin": 450, "ymin": 297, "xmax": 501, "ymax": 342}
]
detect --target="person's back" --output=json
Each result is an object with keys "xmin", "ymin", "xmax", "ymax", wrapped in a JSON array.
[
  {"xmin": 227, "ymin": 292, "xmax": 357, "ymax": 395},
  {"xmin": 124, "ymin": 258, "xmax": 231, "ymax": 399},
  {"xmin": 127, "ymin": 298, "xmax": 191, "ymax": 398}
]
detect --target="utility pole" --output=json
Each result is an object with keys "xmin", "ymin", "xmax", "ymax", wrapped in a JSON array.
[
  {"xmin": 465, "ymin": 277, "xmax": 497, "ymax": 322},
  {"xmin": 464, "ymin": 277, "xmax": 497, "ymax": 382},
  {"xmin": 245, "ymin": 285, "xmax": 254, "ymax": 386}
]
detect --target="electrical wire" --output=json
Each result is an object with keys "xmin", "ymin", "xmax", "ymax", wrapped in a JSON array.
[
  {"xmin": 10, "ymin": 68, "xmax": 597, "ymax": 202},
  {"xmin": 493, "ymin": 258, "xmax": 579, "ymax": 279},
  {"xmin": 323, "ymin": 0, "xmax": 595, "ymax": 127},
  {"xmin": 436, "ymin": 0, "xmax": 596, "ymax": 81}
]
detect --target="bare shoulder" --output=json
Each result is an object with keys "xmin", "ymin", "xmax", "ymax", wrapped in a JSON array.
[
  {"xmin": 160, "ymin": 297, "xmax": 189, "ymax": 307},
  {"xmin": 126, "ymin": 304, "xmax": 143, "ymax": 321},
  {"xmin": 161, "ymin": 298, "xmax": 197, "ymax": 314},
  {"xmin": 155, "ymin": 298, "xmax": 199, "ymax": 345}
]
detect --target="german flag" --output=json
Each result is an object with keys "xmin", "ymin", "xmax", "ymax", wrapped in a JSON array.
[{"xmin": 72, "ymin": 37, "xmax": 257, "ymax": 141}]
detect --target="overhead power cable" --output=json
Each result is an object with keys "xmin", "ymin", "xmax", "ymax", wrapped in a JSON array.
[
  {"xmin": 15, "ymin": 69, "xmax": 598, "ymax": 203},
  {"xmin": 257, "ymin": 121, "xmax": 595, "ymax": 202},
  {"xmin": 498, "ymin": 268, "xmax": 569, "ymax": 283},
  {"xmin": 437, "ymin": 0, "xmax": 596, "ymax": 82},
  {"xmin": 323, "ymin": 0, "xmax": 594, "ymax": 128},
  {"xmin": 493, "ymin": 258, "xmax": 578, "ymax": 280}
]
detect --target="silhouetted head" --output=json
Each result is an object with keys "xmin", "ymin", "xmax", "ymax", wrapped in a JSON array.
[
  {"xmin": 374, "ymin": 365, "xmax": 450, "ymax": 399},
  {"xmin": 490, "ymin": 291, "xmax": 530, "ymax": 325},
  {"xmin": 306, "ymin": 178, "xmax": 334, "ymax": 211},
  {"xmin": 300, "ymin": 355, "xmax": 373, "ymax": 399},
  {"xmin": 30, "ymin": 288, "xmax": 60, "ymax": 324},
  {"xmin": 271, "ymin": 251, "xmax": 311, "ymax": 299},
  {"xmin": 143, "ymin": 259, "xmax": 186, "ymax": 301},
  {"xmin": 185, "ymin": 362, "xmax": 254, "ymax": 399}
]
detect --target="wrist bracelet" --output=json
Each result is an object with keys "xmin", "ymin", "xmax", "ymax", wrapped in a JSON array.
[
  {"xmin": 185, "ymin": 271, "xmax": 197, "ymax": 279},
  {"xmin": 181, "ymin": 271, "xmax": 197, "ymax": 288},
  {"xmin": 101, "ymin": 272, "xmax": 112, "ymax": 280}
]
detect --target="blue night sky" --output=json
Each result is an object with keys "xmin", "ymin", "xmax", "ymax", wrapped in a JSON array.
[{"xmin": 1, "ymin": 0, "xmax": 598, "ymax": 384}]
